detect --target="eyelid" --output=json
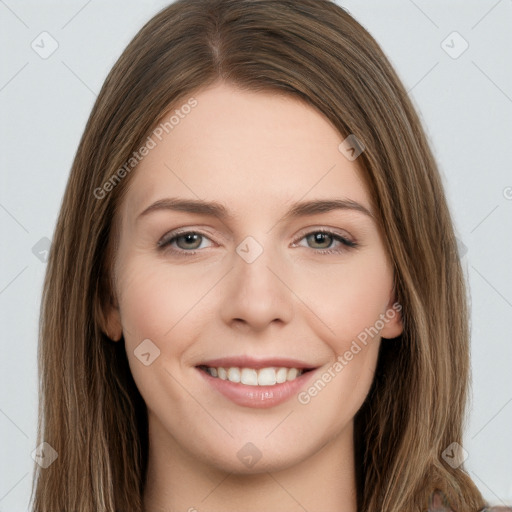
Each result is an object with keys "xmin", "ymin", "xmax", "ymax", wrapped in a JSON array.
[
  {"xmin": 157, "ymin": 227, "xmax": 217, "ymax": 249},
  {"xmin": 157, "ymin": 225, "xmax": 359, "ymax": 255},
  {"xmin": 158, "ymin": 225, "xmax": 355, "ymax": 243},
  {"xmin": 157, "ymin": 223, "xmax": 237, "ymax": 242},
  {"xmin": 291, "ymin": 226, "xmax": 356, "ymax": 245}
]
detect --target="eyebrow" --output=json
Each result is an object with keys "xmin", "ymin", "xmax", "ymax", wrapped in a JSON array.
[{"xmin": 137, "ymin": 197, "xmax": 374, "ymax": 222}]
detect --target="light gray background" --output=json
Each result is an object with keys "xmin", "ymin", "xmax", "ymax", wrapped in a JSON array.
[{"xmin": 1, "ymin": 0, "xmax": 511, "ymax": 510}]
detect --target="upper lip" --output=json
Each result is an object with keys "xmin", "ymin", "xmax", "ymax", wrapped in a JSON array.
[{"xmin": 197, "ymin": 356, "xmax": 318, "ymax": 370}]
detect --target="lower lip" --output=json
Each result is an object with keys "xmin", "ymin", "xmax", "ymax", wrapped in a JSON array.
[{"xmin": 196, "ymin": 367, "xmax": 318, "ymax": 408}]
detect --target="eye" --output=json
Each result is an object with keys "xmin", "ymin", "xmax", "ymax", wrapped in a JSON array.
[
  {"xmin": 157, "ymin": 230, "xmax": 213, "ymax": 254},
  {"xmin": 157, "ymin": 228, "xmax": 358, "ymax": 256},
  {"xmin": 293, "ymin": 229, "xmax": 358, "ymax": 254}
]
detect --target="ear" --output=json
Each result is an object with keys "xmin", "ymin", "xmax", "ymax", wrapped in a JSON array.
[
  {"xmin": 95, "ymin": 290, "xmax": 123, "ymax": 342},
  {"xmin": 379, "ymin": 291, "xmax": 403, "ymax": 340}
]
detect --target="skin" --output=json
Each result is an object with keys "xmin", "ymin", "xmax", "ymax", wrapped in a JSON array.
[{"xmin": 103, "ymin": 81, "xmax": 403, "ymax": 512}]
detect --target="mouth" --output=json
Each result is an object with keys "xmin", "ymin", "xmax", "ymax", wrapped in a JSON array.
[
  {"xmin": 195, "ymin": 357, "xmax": 319, "ymax": 409},
  {"xmin": 197, "ymin": 364, "xmax": 315, "ymax": 386}
]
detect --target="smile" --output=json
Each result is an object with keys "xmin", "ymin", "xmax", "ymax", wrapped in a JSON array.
[
  {"xmin": 195, "ymin": 357, "xmax": 319, "ymax": 408},
  {"xmin": 198, "ymin": 365, "xmax": 311, "ymax": 386}
]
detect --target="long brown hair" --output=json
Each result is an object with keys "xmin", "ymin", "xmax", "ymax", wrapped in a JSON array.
[{"xmin": 31, "ymin": 1, "xmax": 490, "ymax": 510}]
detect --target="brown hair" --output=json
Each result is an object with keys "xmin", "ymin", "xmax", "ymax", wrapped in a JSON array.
[{"xmin": 31, "ymin": 0, "xmax": 491, "ymax": 510}]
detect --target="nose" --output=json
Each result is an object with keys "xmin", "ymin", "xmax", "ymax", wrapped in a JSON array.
[{"xmin": 219, "ymin": 237, "xmax": 295, "ymax": 333}]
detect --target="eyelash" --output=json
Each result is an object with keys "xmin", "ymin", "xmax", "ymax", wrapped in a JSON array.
[{"xmin": 157, "ymin": 228, "xmax": 358, "ymax": 256}]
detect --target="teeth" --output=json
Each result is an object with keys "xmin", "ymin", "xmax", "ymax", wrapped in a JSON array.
[
  {"xmin": 241, "ymin": 368, "xmax": 258, "ymax": 385},
  {"xmin": 204, "ymin": 366, "xmax": 305, "ymax": 385},
  {"xmin": 227, "ymin": 367, "xmax": 241, "ymax": 383},
  {"xmin": 258, "ymin": 368, "xmax": 276, "ymax": 386},
  {"xmin": 287, "ymin": 368, "xmax": 299, "ymax": 381},
  {"xmin": 276, "ymin": 367, "xmax": 288, "ymax": 383}
]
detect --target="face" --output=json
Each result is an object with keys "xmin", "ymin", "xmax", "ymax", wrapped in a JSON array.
[{"xmin": 104, "ymin": 81, "xmax": 403, "ymax": 474}]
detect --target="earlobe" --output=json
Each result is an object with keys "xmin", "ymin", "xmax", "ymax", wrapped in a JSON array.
[
  {"xmin": 95, "ymin": 293, "xmax": 123, "ymax": 342},
  {"xmin": 105, "ymin": 303, "xmax": 123, "ymax": 342},
  {"xmin": 380, "ymin": 295, "xmax": 404, "ymax": 340}
]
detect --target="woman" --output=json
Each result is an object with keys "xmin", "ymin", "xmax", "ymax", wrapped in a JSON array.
[{"xmin": 30, "ymin": 0, "xmax": 510, "ymax": 510}]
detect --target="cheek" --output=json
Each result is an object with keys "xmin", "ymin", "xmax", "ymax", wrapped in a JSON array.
[
  {"xmin": 116, "ymin": 253, "xmax": 217, "ymax": 351},
  {"xmin": 297, "ymin": 247, "xmax": 393, "ymax": 348},
  {"xmin": 115, "ymin": 256, "xmax": 213, "ymax": 408},
  {"xmin": 120, "ymin": 257, "xmax": 206, "ymax": 350},
  {"xmin": 302, "ymin": 339, "xmax": 381, "ymax": 437}
]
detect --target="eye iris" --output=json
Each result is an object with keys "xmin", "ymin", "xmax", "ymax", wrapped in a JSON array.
[
  {"xmin": 168, "ymin": 231, "xmax": 343, "ymax": 252},
  {"xmin": 309, "ymin": 232, "xmax": 332, "ymax": 249},
  {"xmin": 177, "ymin": 233, "xmax": 201, "ymax": 250}
]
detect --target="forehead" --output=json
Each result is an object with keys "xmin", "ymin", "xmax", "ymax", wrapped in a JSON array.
[{"xmin": 123, "ymin": 82, "xmax": 371, "ymax": 221}]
